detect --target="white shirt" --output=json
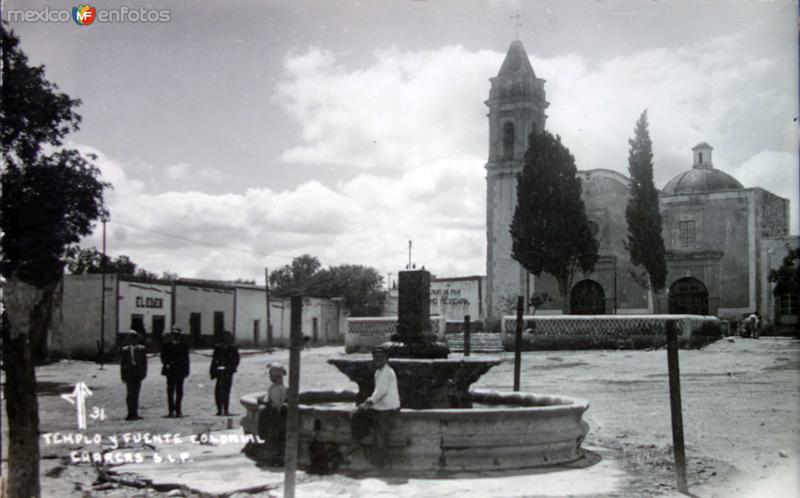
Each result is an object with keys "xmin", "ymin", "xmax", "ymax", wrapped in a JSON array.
[{"xmin": 369, "ymin": 364, "xmax": 400, "ymax": 410}]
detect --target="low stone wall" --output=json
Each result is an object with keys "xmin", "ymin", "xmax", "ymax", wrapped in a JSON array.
[
  {"xmin": 345, "ymin": 316, "xmax": 446, "ymax": 353},
  {"xmin": 444, "ymin": 320, "xmax": 485, "ymax": 334},
  {"xmin": 501, "ymin": 314, "xmax": 721, "ymax": 350}
]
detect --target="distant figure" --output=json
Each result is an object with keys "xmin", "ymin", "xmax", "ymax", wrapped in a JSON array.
[
  {"xmin": 353, "ymin": 347, "xmax": 400, "ymax": 467},
  {"xmin": 257, "ymin": 362, "xmax": 288, "ymax": 463},
  {"xmin": 746, "ymin": 312, "xmax": 761, "ymax": 339},
  {"xmin": 161, "ymin": 326, "xmax": 190, "ymax": 418},
  {"xmin": 120, "ymin": 331, "xmax": 147, "ymax": 421},
  {"xmin": 210, "ymin": 331, "xmax": 240, "ymax": 416}
]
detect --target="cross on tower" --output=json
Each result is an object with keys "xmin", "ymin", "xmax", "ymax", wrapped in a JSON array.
[{"xmin": 511, "ymin": 10, "xmax": 524, "ymax": 40}]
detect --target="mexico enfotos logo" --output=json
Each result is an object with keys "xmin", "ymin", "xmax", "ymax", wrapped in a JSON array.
[{"xmin": 5, "ymin": 4, "xmax": 171, "ymax": 24}]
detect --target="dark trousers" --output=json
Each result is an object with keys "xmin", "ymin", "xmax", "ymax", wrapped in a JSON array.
[
  {"xmin": 125, "ymin": 379, "xmax": 142, "ymax": 418},
  {"xmin": 351, "ymin": 409, "xmax": 396, "ymax": 467},
  {"xmin": 215, "ymin": 373, "xmax": 233, "ymax": 413},
  {"xmin": 166, "ymin": 376, "xmax": 184, "ymax": 415}
]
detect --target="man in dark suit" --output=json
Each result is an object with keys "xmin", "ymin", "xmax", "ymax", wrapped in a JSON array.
[
  {"xmin": 210, "ymin": 331, "xmax": 239, "ymax": 416},
  {"xmin": 161, "ymin": 325, "xmax": 190, "ymax": 418},
  {"xmin": 120, "ymin": 331, "xmax": 147, "ymax": 421}
]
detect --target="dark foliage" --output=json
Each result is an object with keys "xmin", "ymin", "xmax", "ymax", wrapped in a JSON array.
[
  {"xmin": 269, "ymin": 254, "xmax": 322, "ymax": 295},
  {"xmin": 624, "ymin": 110, "xmax": 667, "ymax": 292},
  {"xmin": 65, "ymin": 247, "xmax": 161, "ymax": 279},
  {"xmin": 269, "ymin": 255, "xmax": 386, "ymax": 316},
  {"xmin": 768, "ymin": 247, "xmax": 800, "ymax": 296},
  {"xmin": 1, "ymin": 28, "xmax": 108, "ymax": 287},
  {"xmin": 510, "ymin": 129, "xmax": 598, "ymax": 306},
  {"xmin": 311, "ymin": 265, "xmax": 386, "ymax": 316}
]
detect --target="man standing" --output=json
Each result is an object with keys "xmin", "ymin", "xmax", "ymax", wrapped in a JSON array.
[
  {"xmin": 356, "ymin": 347, "xmax": 400, "ymax": 467},
  {"xmin": 161, "ymin": 326, "xmax": 190, "ymax": 418},
  {"xmin": 210, "ymin": 331, "xmax": 240, "ymax": 416},
  {"xmin": 120, "ymin": 331, "xmax": 147, "ymax": 421}
]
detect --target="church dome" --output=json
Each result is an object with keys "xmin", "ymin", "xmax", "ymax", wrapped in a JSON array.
[{"xmin": 662, "ymin": 143, "xmax": 744, "ymax": 195}]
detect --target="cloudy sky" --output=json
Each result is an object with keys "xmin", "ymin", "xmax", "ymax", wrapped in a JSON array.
[{"xmin": 6, "ymin": 0, "xmax": 798, "ymax": 285}]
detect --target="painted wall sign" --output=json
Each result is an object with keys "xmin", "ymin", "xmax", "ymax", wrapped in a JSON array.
[{"xmin": 135, "ymin": 296, "xmax": 163, "ymax": 309}]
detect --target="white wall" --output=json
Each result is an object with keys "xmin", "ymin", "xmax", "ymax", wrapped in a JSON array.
[
  {"xmin": 430, "ymin": 277, "xmax": 485, "ymax": 321},
  {"xmin": 174, "ymin": 283, "xmax": 234, "ymax": 345},
  {"xmin": 234, "ymin": 286, "xmax": 268, "ymax": 347},
  {"xmin": 50, "ymin": 274, "xmax": 118, "ymax": 357}
]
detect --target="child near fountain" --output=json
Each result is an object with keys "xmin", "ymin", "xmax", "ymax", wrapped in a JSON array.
[{"xmin": 257, "ymin": 362, "xmax": 288, "ymax": 464}]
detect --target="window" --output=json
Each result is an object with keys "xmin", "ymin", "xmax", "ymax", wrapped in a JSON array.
[
  {"xmin": 502, "ymin": 122, "xmax": 515, "ymax": 159},
  {"xmin": 779, "ymin": 293, "xmax": 798, "ymax": 316},
  {"xmin": 679, "ymin": 220, "xmax": 695, "ymax": 247},
  {"xmin": 698, "ymin": 152, "xmax": 703, "ymax": 164}
]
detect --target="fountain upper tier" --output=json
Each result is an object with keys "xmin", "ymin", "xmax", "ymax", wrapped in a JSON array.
[{"xmin": 329, "ymin": 357, "xmax": 500, "ymax": 409}]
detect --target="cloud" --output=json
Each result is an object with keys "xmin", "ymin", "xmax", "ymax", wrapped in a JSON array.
[
  {"xmin": 277, "ymin": 45, "xmax": 498, "ymax": 171},
  {"xmin": 165, "ymin": 163, "xmax": 190, "ymax": 180}
]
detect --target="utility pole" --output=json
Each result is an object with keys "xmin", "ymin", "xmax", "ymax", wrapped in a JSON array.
[
  {"xmin": 99, "ymin": 215, "xmax": 108, "ymax": 369},
  {"xmin": 283, "ymin": 296, "xmax": 303, "ymax": 498},
  {"xmin": 265, "ymin": 267, "xmax": 272, "ymax": 349},
  {"xmin": 407, "ymin": 240, "xmax": 413, "ymax": 269}
]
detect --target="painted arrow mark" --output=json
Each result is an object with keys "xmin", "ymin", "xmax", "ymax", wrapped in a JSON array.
[{"xmin": 61, "ymin": 382, "xmax": 93, "ymax": 430}]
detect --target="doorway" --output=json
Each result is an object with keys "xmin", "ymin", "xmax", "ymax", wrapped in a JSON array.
[
  {"xmin": 669, "ymin": 277, "xmax": 709, "ymax": 315},
  {"xmin": 570, "ymin": 280, "xmax": 606, "ymax": 315}
]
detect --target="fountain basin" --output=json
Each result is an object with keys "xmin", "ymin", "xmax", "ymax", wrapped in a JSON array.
[{"xmin": 240, "ymin": 389, "xmax": 590, "ymax": 474}]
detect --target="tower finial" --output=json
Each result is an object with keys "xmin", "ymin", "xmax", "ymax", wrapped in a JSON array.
[{"xmin": 511, "ymin": 10, "xmax": 524, "ymax": 41}]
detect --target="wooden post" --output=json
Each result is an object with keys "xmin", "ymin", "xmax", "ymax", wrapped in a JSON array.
[
  {"xmin": 463, "ymin": 315, "xmax": 471, "ymax": 357},
  {"xmin": 283, "ymin": 296, "xmax": 302, "ymax": 498},
  {"xmin": 666, "ymin": 320, "xmax": 689, "ymax": 494},
  {"xmin": 513, "ymin": 296, "xmax": 524, "ymax": 391}
]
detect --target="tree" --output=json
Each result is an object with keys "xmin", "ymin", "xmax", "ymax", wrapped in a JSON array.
[
  {"xmin": 624, "ymin": 110, "xmax": 667, "ymax": 306},
  {"xmin": 311, "ymin": 265, "xmax": 386, "ymax": 316},
  {"xmin": 269, "ymin": 255, "xmax": 386, "ymax": 315},
  {"xmin": 510, "ymin": 130, "xmax": 598, "ymax": 312},
  {"xmin": 1, "ymin": 27, "xmax": 108, "ymax": 498},
  {"xmin": 66, "ymin": 246, "xmax": 162, "ymax": 279},
  {"xmin": 768, "ymin": 247, "xmax": 800, "ymax": 296},
  {"xmin": 269, "ymin": 254, "xmax": 322, "ymax": 295}
]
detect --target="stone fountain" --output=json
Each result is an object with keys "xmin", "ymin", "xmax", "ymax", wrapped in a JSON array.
[{"xmin": 241, "ymin": 269, "xmax": 590, "ymax": 474}]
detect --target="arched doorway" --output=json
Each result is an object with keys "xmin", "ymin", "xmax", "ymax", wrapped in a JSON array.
[
  {"xmin": 669, "ymin": 277, "xmax": 709, "ymax": 315},
  {"xmin": 570, "ymin": 280, "xmax": 606, "ymax": 315}
]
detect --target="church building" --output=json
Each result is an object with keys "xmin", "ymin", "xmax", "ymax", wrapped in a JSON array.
[{"xmin": 485, "ymin": 41, "xmax": 796, "ymax": 331}]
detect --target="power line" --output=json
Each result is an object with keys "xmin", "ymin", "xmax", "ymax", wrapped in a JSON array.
[{"xmin": 109, "ymin": 220, "xmax": 295, "ymax": 261}]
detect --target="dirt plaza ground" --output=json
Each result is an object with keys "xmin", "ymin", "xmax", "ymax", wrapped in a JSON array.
[{"xmin": 2, "ymin": 336, "xmax": 798, "ymax": 497}]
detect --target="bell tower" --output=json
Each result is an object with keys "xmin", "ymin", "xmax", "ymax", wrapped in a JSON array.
[{"xmin": 485, "ymin": 40, "xmax": 548, "ymax": 319}]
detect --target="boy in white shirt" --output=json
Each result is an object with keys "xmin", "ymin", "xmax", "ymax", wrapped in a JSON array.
[
  {"xmin": 356, "ymin": 347, "xmax": 400, "ymax": 467},
  {"xmin": 257, "ymin": 362, "xmax": 288, "ymax": 464}
]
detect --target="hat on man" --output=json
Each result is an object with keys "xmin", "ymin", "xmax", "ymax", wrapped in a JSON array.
[{"xmin": 268, "ymin": 362, "xmax": 287, "ymax": 376}]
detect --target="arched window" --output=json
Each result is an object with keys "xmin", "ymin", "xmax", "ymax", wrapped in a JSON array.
[{"xmin": 502, "ymin": 122, "xmax": 515, "ymax": 159}]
